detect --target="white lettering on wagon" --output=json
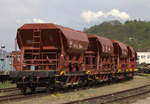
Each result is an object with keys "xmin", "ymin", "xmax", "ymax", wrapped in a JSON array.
[
  {"xmin": 79, "ymin": 44, "xmax": 83, "ymax": 49},
  {"xmin": 69, "ymin": 41, "xmax": 73, "ymax": 48},
  {"xmin": 69, "ymin": 41, "xmax": 84, "ymax": 49}
]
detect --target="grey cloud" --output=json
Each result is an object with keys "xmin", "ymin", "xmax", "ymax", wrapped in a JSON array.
[
  {"xmin": 0, "ymin": 0, "xmax": 150, "ymax": 51},
  {"xmin": 80, "ymin": 9, "xmax": 130, "ymax": 23}
]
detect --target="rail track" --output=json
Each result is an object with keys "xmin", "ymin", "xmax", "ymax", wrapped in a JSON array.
[
  {"xmin": 1, "ymin": 79, "xmax": 150, "ymax": 103},
  {"xmin": 0, "ymin": 82, "xmax": 108, "ymax": 102},
  {"xmin": 0, "ymin": 88, "xmax": 48, "ymax": 102},
  {"xmin": 64, "ymin": 84, "xmax": 150, "ymax": 104},
  {"xmin": 0, "ymin": 87, "xmax": 18, "ymax": 92}
]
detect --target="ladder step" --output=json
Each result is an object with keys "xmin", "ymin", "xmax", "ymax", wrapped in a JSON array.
[
  {"xmin": 33, "ymin": 35, "xmax": 40, "ymax": 38},
  {"xmin": 32, "ymin": 42, "xmax": 40, "ymax": 43},
  {"xmin": 32, "ymin": 53, "xmax": 40, "ymax": 55},
  {"xmin": 31, "ymin": 48, "xmax": 41, "ymax": 49},
  {"xmin": 33, "ymin": 30, "xmax": 40, "ymax": 32},
  {"xmin": 33, "ymin": 34, "xmax": 40, "ymax": 36}
]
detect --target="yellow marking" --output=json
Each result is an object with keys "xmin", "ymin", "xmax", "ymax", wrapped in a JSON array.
[
  {"xmin": 126, "ymin": 69, "xmax": 128, "ymax": 72},
  {"xmin": 50, "ymin": 94, "xmax": 56, "ymax": 98},
  {"xmin": 56, "ymin": 81, "xmax": 61, "ymax": 83},
  {"xmin": 66, "ymin": 83, "xmax": 71, "ymax": 86},
  {"xmin": 86, "ymin": 70, "xmax": 91, "ymax": 75},
  {"xmin": 129, "ymin": 69, "xmax": 132, "ymax": 72},
  {"xmin": 60, "ymin": 71, "xmax": 65, "ymax": 76},
  {"xmin": 134, "ymin": 69, "xmax": 137, "ymax": 71},
  {"xmin": 118, "ymin": 69, "xmax": 121, "ymax": 73}
]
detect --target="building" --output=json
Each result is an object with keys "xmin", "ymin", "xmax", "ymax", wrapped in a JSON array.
[
  {"xmin": 137, "ymin": 52, "xmax": 150, "ymax": 64},
  {"xmin": 0, "ymin": 49, "xmax": 11, "ymax": 71}
]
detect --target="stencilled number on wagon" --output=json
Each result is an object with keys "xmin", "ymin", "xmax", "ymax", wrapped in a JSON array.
[
  {"xmin": 79, "ymin": 44, "xmax": 83, "ymax": 49},
  {"xmin": 69, "ymin": 41, "xmax": 73, "ymax": 48}
]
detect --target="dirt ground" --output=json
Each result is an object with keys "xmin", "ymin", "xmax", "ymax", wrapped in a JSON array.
[
  {"xmin": 110, "ymin": 91, "xmax": 150, "ymax": 104},
  {"xmin": 1, "ymin": 76, "xmax": 150, "ymax": 104}
]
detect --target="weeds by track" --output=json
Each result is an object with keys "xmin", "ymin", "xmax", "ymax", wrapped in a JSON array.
[
  {"xmin": 0, "ymin": 78, "xmax": 146, "ymax": 103},
  {"xmin": 63, "ymin": 84, "xmax": 150, "ymax": 104},
  {"xmin": 0, "ymin": 80, "xmax": 121, "ymax": 102}
]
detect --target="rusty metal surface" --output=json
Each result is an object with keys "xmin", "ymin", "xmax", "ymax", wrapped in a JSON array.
[
  {"xmin": 127, "ymin": 45, "xmax": 136, "ymax": 58},
  {"xmin": 56, "ymin": 25, "xmax": 88, "ymax": 43},
  {"xmin": 113, "ymin": 40, "xmax": 128, "ymax": 57},
  {"xmin": 88, "ymin": 34, "xmax": 113, "ymax": 54},
  {"xmin": 19, "ymin": 23, "xmax": 57, "ymax": 29},
  {"xmin": 17, "ymin": 23, "xmax": 89, "ymax": 53},
  {"xmin": 14, "ymin": 23, "xmax": 90, "ymax": 71}
]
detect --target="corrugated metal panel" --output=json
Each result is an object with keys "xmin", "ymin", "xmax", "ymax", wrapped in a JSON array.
[
  {"xmin": 114, "ymin": 40, "xmax": 128, "ymax": 57},
  {"xmin": 128, "ymin": 46, "xmax": 136, "ymax": 58},
  {"xmin": 18, "ymin": 23, "xmax": 89, "ymax": 52},
  {"xmin": 88, "ymin": 34, "xmax": 114, "ymax": 54},
  {"xmin": 19, "ymin": 23, "xmax": 88, "ymax": 42},
  {"xmin": 56, "ymin": 25, "xmax": 88, "ymax": 44},
  {"xmin": 19, "ymin": 23, "xmax": 57, "ymax": 29}
]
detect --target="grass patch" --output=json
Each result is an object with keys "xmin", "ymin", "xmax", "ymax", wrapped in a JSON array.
[
  {"xmin": 79, "ymin": 92, "xmax": 85, "ymax": 97},
  {"xmin": 142, "ymin": 73, "xmax": 150, "ymax": 77},
  {"xmin": 137, "ymin": 73, "xmax": 150, "ymax": 77},
  {"xmin": 0, "ymin": 81, "xmax": 16, "ymax": 89}
]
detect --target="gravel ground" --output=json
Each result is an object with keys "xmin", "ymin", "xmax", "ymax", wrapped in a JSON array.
[
  {"xmin": 110, "ymin": 91, "xmax": 150, "ymax": 104},
  {"xmin": 1, "ymin": 76, "xmax": 150, "ymax": 104},
  {"xmin": 132, "ymin": 94, "xmax": 150, "ymax": 104}
]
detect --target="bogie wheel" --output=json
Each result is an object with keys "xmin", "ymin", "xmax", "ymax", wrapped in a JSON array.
[
  {"xmin": 30, "ymin": 87, "xmax": 36, "ymax": 94},
  {"xmin": 21, "ymin": 88, "xmax": 27, "ymax": 94}
]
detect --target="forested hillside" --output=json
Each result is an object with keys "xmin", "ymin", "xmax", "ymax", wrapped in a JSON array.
[{"xmin": 84, "ymin": 20, "xmax": 150, "ymax": 52}]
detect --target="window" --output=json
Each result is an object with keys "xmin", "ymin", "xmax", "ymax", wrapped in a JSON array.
[
  {"xmin": 147, "ymin": 55, "xmax": 150, "ymax": 59},
  {"xmin": 141, "ymin": 55, "xmax": 146, "ymax": 59}
]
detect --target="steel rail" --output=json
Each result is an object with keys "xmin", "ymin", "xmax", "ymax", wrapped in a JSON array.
[
  {"xmin": 63, "ymin": 84, "xmax": 150, "ymax": 104},
  {"xmin": 0, "ymin": 87, "xmax": 18, "ymax": 92}
]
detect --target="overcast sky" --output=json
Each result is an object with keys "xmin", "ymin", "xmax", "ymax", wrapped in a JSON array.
[{"xmin": 0, "ymin": 0, "xmax": 150, "ymax": 51}]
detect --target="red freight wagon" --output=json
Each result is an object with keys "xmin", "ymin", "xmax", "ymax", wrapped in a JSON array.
[
  {"xmin": 85, "ymin": 34, "xmax": 114, "ymax": 71},
  {"xmin": 127, "ymin": 45, "xmax": 137, "ymax": 71},
  {"xmin": 10, "ymin": 23, "xmax": 89, "ymax": 93},
  {"xmin": 112, "ymin": 40, "xmax": 128, "ymax": 71},
  {"xmin": 10, "ymin": 23, "xmax": 137, "ymax": 94},
  {"xmin": 84, "ymin": 34, "xmax": 114, "ymax": 82}
]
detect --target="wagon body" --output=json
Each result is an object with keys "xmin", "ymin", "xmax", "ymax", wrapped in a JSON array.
[
  {"xmin": 84, "ymin": 34, "xmax": 114, "ymax": 74},
  {"xmin": 15, "ymin": 23, "xmax": 89, "ymax": 71},
  {"xmin": 112, "ymin": 40, "xmax": 128, "ymax": 71},
  {"xmin": 127, "ymin": 45, "xmax": 137, "ymax": 70},
  {"xmin": 9, "ymin": 23, "xmax": 137, "ymax": 94},
  {"xmin": 17, "ymin": 23, "xmax": 88, "ymax": 54}
]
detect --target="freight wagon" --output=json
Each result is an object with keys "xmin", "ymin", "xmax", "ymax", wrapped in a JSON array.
[{"xmin": 10, "ymin": 23, "xmax": 137, "ymax": 93}]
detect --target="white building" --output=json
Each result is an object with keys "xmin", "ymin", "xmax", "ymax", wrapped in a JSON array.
[{"xmin": 137, "ymin": 52, "xmax": 150, "ymax": 64}]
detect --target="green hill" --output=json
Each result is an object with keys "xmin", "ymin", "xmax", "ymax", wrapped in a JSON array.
[{"xmin": 83, "ymin": 20, "xmax": 150, "ymax": 52}]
